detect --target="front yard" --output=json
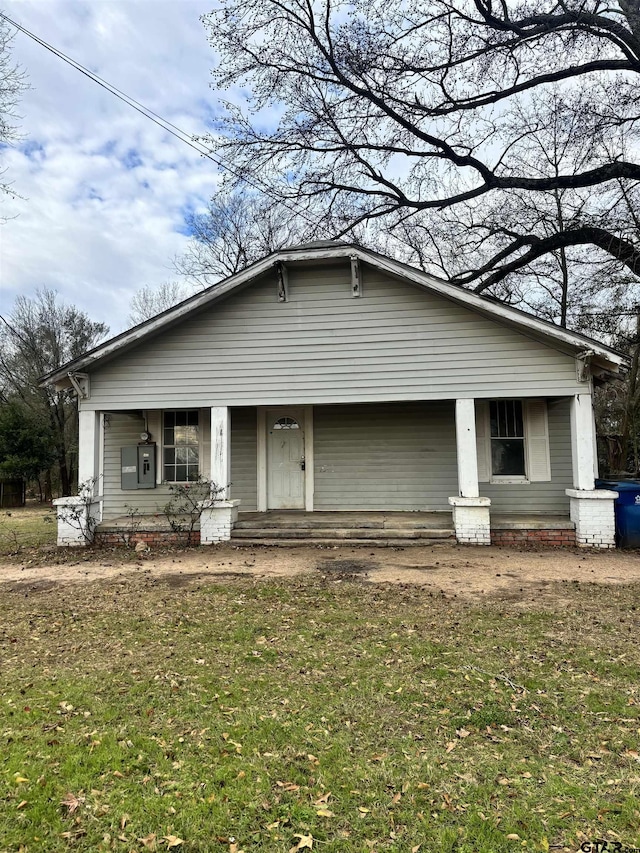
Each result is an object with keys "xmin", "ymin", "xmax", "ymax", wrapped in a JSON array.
[
  {"xmin": 0, "ymin": 505, "xmax": 56, "ymax": 556},
  {"xmin": 1, "ymin": 565, "xmax": 639, "ymax": 852}
]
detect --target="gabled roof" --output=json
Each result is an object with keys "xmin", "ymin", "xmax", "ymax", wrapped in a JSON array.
[{"xmin": 42, "ymin": 241, "xmax": 627, "ymax": 387}]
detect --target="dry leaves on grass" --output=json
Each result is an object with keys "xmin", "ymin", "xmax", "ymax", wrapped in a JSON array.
[
  {"xmin": 313, "ymin": 792, "xmax": 331, "ymax": 805},
  {"xmin": 60, "ymin": 792, "xmax": 84, "ymax": 813},
  {"xmin": 163, "ymin": 834, "xmax": 184, "ymax": 848},
  {"xmin": 290, "ymin": 833, "xmax": 314, "ymax": 851}
]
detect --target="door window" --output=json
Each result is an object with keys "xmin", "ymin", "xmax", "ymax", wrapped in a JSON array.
[{"xmin": 273, "ymin": 417, "xmax": 300, "ymax": 430}]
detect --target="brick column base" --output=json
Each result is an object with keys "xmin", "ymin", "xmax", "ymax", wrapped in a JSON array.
[
  {"xmin": 566, "ymin": 488, "xmax": 618, "ymax": 548},
  {"xmin": 198, "ymin": 499, "xmax": 241, "ymax": 543},
  {"xmin": 53, "ymin": 496, "xmax": 101, "ymax": 547},
  {"xmin": 448, "ymin": 496, "xmax": 491, "ymax": 545}
]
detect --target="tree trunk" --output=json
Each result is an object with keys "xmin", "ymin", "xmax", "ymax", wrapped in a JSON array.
[
  {"xmin": 617, "ymin": 312, "xmax": 640, "ymax": 473},
  {"xmin": 44, "ymin": 468, "xmax": 52, "ymax": 503},
  {"xmin": 58, "ymin": 449, "xmax": 72, "ymax": 497}
]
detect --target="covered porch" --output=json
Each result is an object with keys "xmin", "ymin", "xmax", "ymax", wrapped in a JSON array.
[{"xmin": 59, "ymin": 394, "xmax": 616, "ymax": 548}]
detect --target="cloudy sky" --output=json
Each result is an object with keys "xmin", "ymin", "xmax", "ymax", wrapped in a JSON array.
[{"xmin": 1, "ymin": 0, "xmax": 225, "ymax": 334}]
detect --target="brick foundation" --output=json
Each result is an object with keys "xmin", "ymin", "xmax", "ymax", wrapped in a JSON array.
[
  {"xmin": 491, "ymin": 528, "xmax": 577, "ymax": 547},
  {"xmin": 96, "ymin": 530, "xmax": 201, "ymax": 547},
  {"xmin": 97, "ymin": 525, "xmax": 578, "ymax": 549}
]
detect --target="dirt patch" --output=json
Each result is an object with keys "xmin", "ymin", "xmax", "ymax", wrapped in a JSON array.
[
  {"xmin": 0, "ymin": 542, "xmax": 639, "ymax": 604},
  {"xmin": 153, "ymin": 570, "xmax": 255, "ymax": 588},
  {"xmin": 3, "ymin": 578, "xmax": 59, "ymax": 595},
  {"xmin": 316, "ymin": 558, "xmax": 375, "ymax": 577},
  {"xmin": 397, "ymin": 563, "xmax": 444, "ymax": 571}
]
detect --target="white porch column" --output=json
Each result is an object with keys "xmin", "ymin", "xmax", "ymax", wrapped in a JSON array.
[
  {"xmin": 56, "ymin": 409, "xmax": 102, "ymax": 546},
  {"xmin": 455, "ymin": 398, "xmax": 479, "ymax": 497},
  {"xmin": 210, "ymin": 406, "xmax": 231, "ymax": 499},
  {"xmin": 77, "ymin": 410, "xmax": 101, "ymax": 492},
  {"xmin": 569, "ymin": 393, "xmax": 596, "ymax": 490},
  {"xmin": 449, "ymin": 398, "xmax": 491, "ymax": 545},
  {"xmin": 201, "ymin": 406, "xmax": 238, "ymax": 543},
  {"xmin": 566, "ymin": 393, "xmax": 617, "ymax": 548}
]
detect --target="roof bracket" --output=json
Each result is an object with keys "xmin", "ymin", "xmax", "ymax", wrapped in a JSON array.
[
  {"xmin": 275, "ymin": 261, "xmax": 288, "ymax": 302},
  {"xmin": 351, "ymin": 255, "xmax": 361, "ymax": 297},
  {"xmin": 68, "ymin": 372, "xmax": 90, "ymax": 399},
  {"xmin": 576, "ymin": 350, "xmax": 594, "ymax": 383}
]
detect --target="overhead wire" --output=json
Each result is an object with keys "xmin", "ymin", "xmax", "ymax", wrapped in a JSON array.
[
  {"xmin": 0, "ymin": 11, "xmax": 320, "ymax": 228},
  {"xmin": 3, "ymin": 11, "xmax": 639, "ymax": 302}
]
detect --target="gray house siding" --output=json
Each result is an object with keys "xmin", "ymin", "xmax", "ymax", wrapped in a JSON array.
[
  {"xmin": 313, "ymin": 400, "xmax": 571, "ymax": 513},
  {"xmin": 102, "ymin": 412, "xmax": 173, "ymax": 522},
  {"xmin": 313, "ymin": 402, "xmax": 457, "ymax": 511},
  {"xmin": 83, "ymin": 261, "xmax": 585, "ymax": 411},
  {"xmin": 230, "ymin": 407, "xmax": 258, "ymax": 510},
  {"xmin": 102, "ymin": 409, "xmax": 212, "ymax": 522}
]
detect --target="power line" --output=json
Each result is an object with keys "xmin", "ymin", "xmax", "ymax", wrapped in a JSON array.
[
  {"xmin": 0, "ymin": 14, "xmax": 219, "ymax": 161},
  {"xmin": 0, "ymin": 11, "xmax": 319, "ymax": 228}
]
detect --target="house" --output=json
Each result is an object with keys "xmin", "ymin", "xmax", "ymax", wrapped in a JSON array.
[{"xmin": 43, "ymin": 241, "xmax": 625, "ymax": 548}]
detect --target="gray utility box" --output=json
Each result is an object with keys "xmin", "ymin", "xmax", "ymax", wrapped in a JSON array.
[{"xmin": 121, "ymin": 444, "xmax": 157, "ymax": 489}]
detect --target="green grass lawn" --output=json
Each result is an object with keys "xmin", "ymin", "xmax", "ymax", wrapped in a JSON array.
[
  {"xmin": 0, "ymin": 573, "xmax": 638, "ymax": 852},
  {"xmin": 0, "ymin": 505, "xmax": 56, "ymax": 556}
]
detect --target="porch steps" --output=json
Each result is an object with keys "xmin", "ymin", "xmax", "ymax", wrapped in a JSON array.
[
  {"xmin": 232, "ymin": 527, "xmax": 453, "ymax": 540},
  {"xmin": 230, "ymin": 512, "xmax": 456, "ymax": 546},
  {"xmin": 230, "ymin": 537, "xmax": 453, "ymax": 548}
]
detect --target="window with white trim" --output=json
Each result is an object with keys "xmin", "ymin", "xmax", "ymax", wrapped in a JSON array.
[
  {"xmin": 476, "ymin": 399, "xmax": 551, "ymax": 483},
  {"xmin": 163, "ymin": 410, "xmax": 200, "ymax": 482}
]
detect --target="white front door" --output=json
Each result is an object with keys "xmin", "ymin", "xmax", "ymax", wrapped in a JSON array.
[{"xmin": 267, "ymin": 410, "xmax": 305, "ymax": 509}]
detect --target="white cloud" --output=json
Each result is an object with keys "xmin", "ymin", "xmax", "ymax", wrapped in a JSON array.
[{"xmin": 0, "ymin": 0, "xmax": 223, "ymax": 333}]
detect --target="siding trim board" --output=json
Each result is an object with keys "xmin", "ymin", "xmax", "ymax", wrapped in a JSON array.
[{"xmin": 304, "ymin": 406, "xmax": 314, "ymax": 513}]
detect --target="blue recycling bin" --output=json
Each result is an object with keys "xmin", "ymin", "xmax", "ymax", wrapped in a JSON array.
[{"xmin": 595, "ymin": 479, "xmax": 640, "ymax": 548}]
